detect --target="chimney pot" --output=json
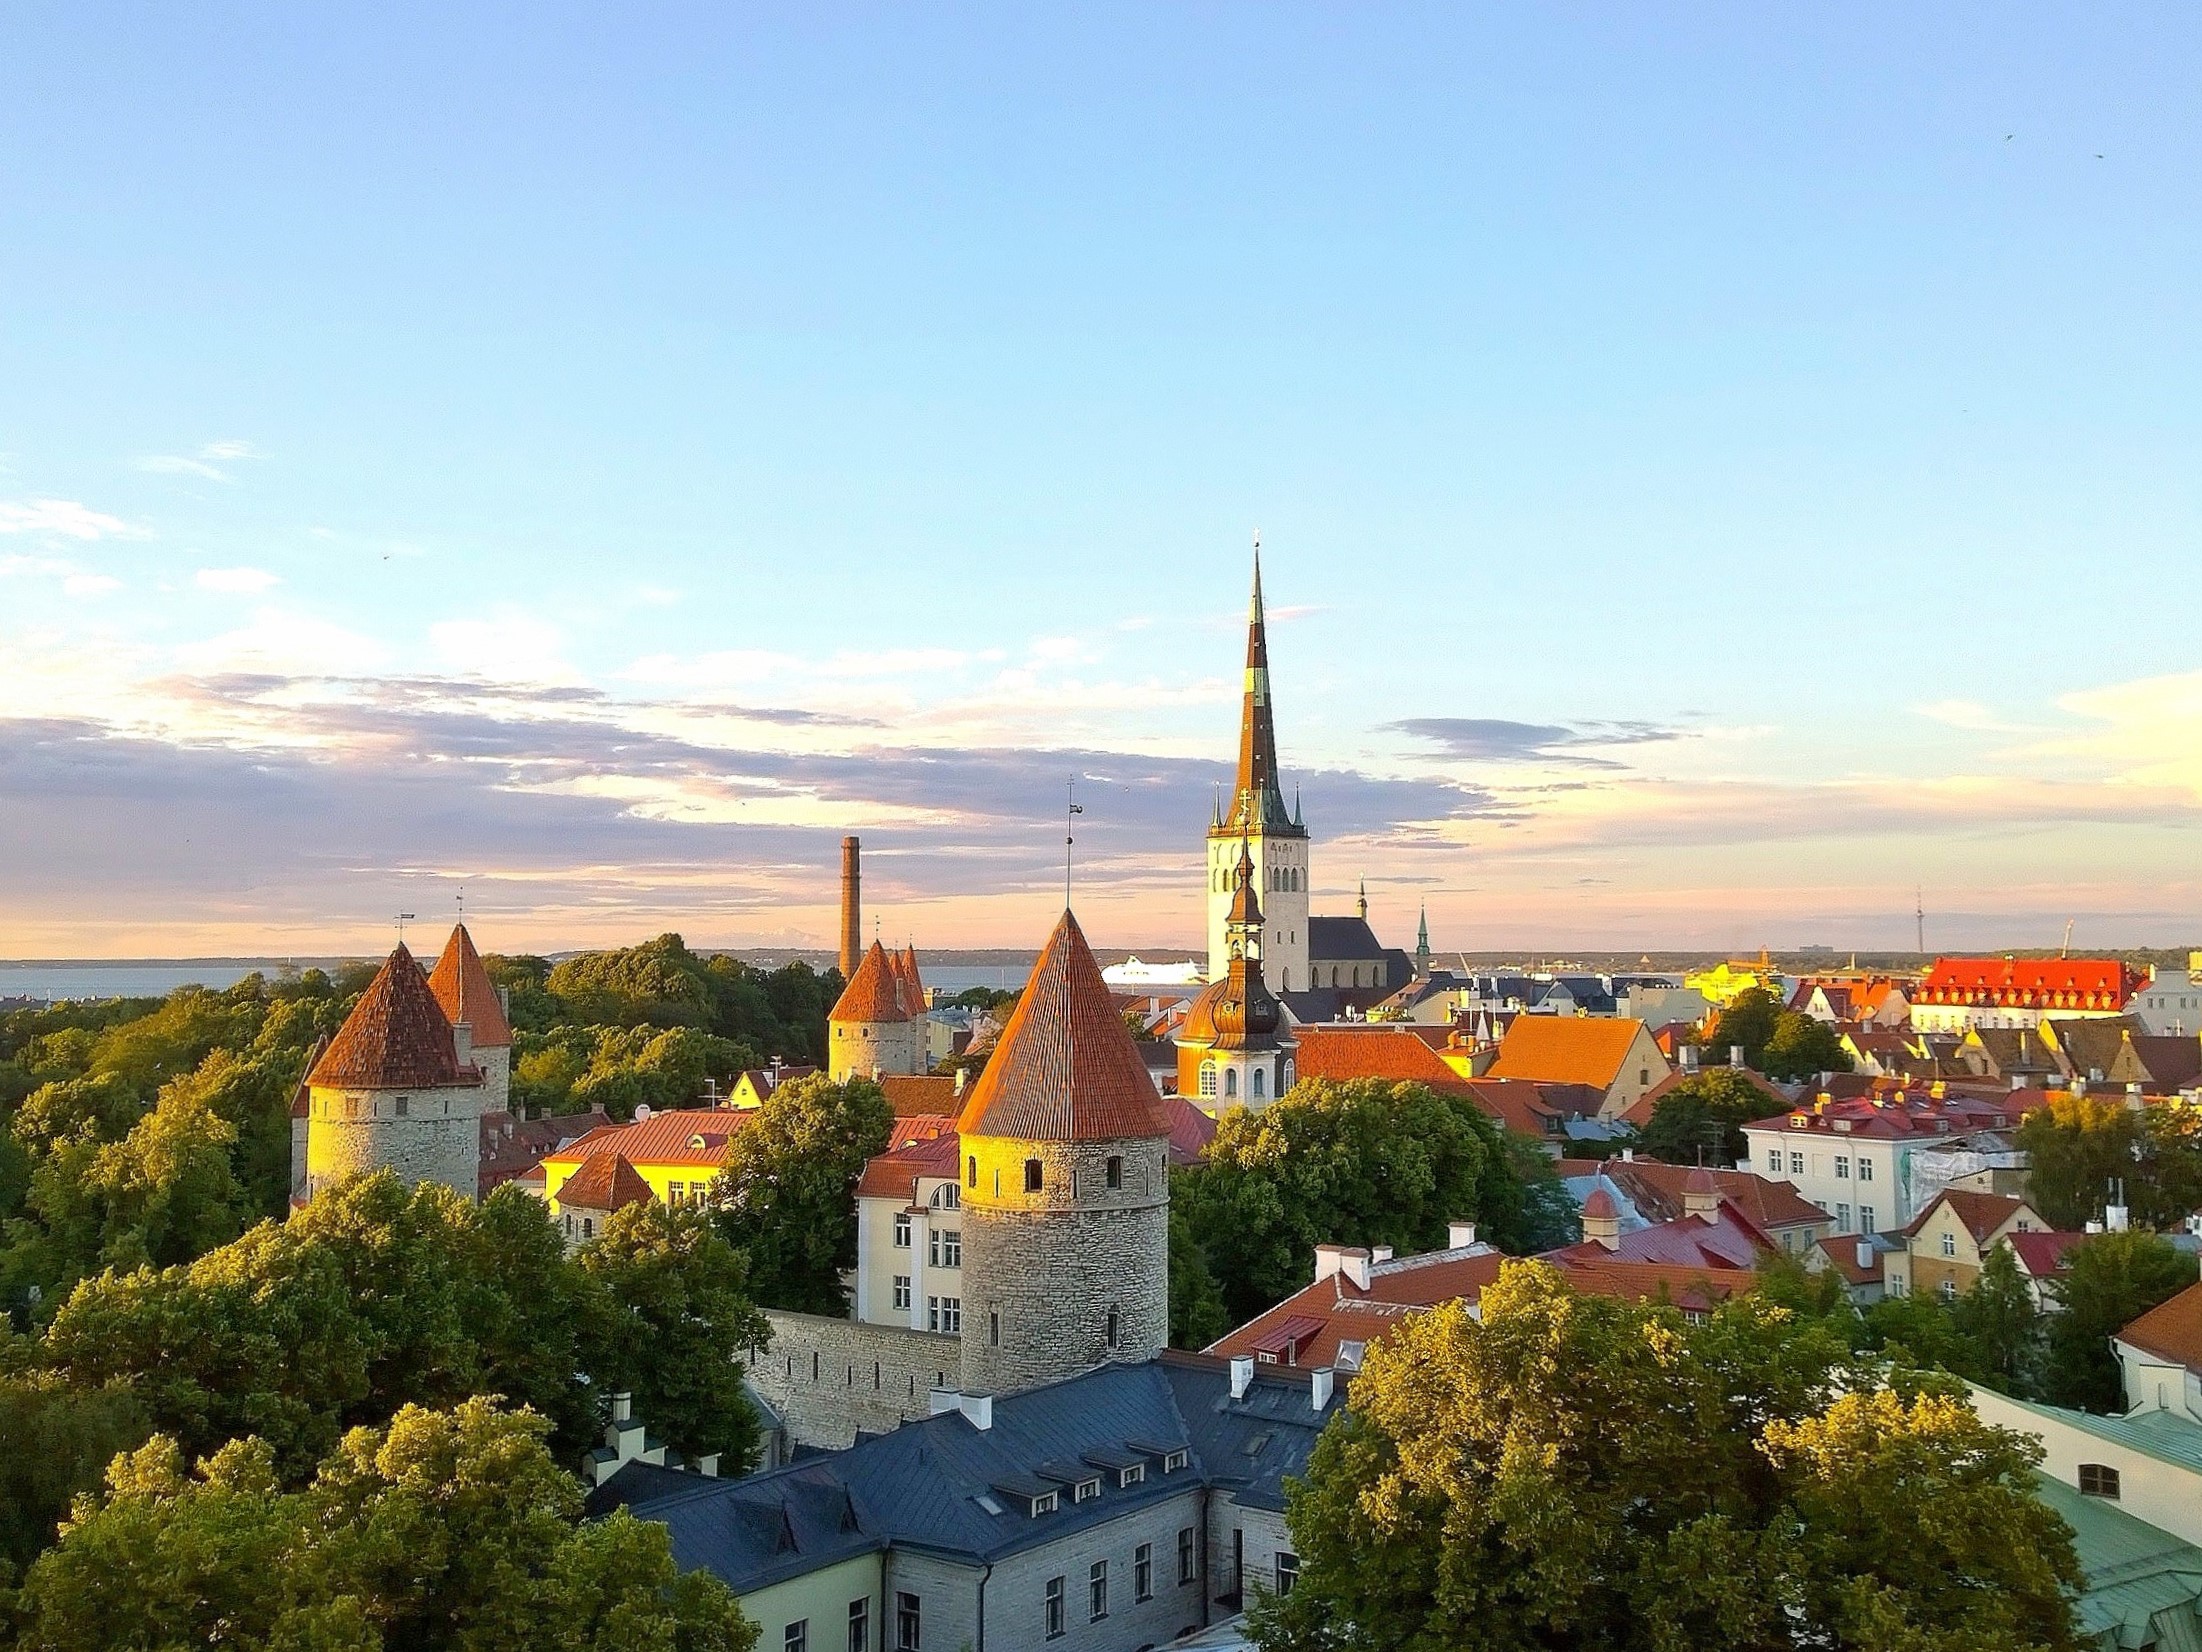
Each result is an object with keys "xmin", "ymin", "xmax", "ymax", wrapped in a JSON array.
[
  {"xmin": 1855, "ymin": 1237, "xmax": 1874, "ymax": 1271},
  {"xmin": 612, "ymin": 1393, "xmax": 633, "ymax": 1425},
  {"xmin": 1730, "ymin": 1045, "xmax": 1746, "ymax": 1068},
  {"xmin": 1310, "ymin": 1367, "xmax": 1334, "ymax": 1410},
  {"xmin": 1447, "ymin": 1221, "xmax": 1478, "ymax": 1250},
  {"xmin": 1229, "ymin": 1355, "xmax": 1254, "ymax": 1400}
]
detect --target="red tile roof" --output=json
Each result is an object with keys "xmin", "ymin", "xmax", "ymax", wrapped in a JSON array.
[
  {"xmin": 832, "ymin": 942, "xmax": 911, "ymax": 1024},
  {"xmin": 894, "ymin": 946, "xmax": 929, "ymax": 1018},
  {"xmin": 309, "ymin": 944, "xmax": 479, "ymax": 1091},
  {"xmin": 1163, "ymin": 1094, "xmax": 1217, "ymax": 1165},
  {"xmin": 1487, "ymin": 1016, "xmax": 1656, "ymax": 1090},
  {"xmin": 956, "ymin": 910, "xmax": 1173, "ymax": 1142},
  {"xmin": 425, "ymin": 922, "xmax": 512, "ymax": 1049},
  {"xmin": 1898, "ymin": 1189, "xmax": 2035, "ymax": 1243},
  {"xmin": 856, "ymin": 1123, "xmax": 962, "ymax": 1200},
  {"xmin": 554, "ymin": 1150, "xmax": 654, "ymax": 1213},
  {"xmin": 1547, "ymin": 1198, "xmax": 1772, "ymax": 1270},
  {"xmin": 1815, "ymin": 1234, "xmax": 1887, "ymax": 1287},
  {"xmin": 1603, "ymin": 1161, "xmax": 1828, "ymax": 1234},
  {"xmin": 2118, "ymin": 1281, "xmax": 2202, "ymax": 1373},
  {"xmin": 479, "ymin": 1108, "xmax": 615, "ymax": 1193},
  {"xmin": 881, "ymin": 1074, "xmax": 959, "ymax": 1116},
  {"xmin": 1290, "ymin": 1026, "xmax": 1476, "ymax": 1095},
  {"xmin": 2004, "ymin": 1230, "xmax": 2086, "ymax": 1280},
  {"xmin": 1918, "ymin": 956, "xmax": 2143, "ymax": 1011},
  {"xmin": 545, "ymin": 1106, "xmax": 753, "ymax": 1170}
]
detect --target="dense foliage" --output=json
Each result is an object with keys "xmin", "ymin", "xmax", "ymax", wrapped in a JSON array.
[
  {"xmin": 8, "ymin": 1398, "xmax": 757, "ymax": 1651},
  {"xmin": 1172, "ymin": 1078, "xmax": 1575, "ymax": 1325},
  {"xmin": 1253, "ymin": 1261, "xmax": 2084, "ymax": 1652},
  {"xmin": 1632, "ymin": 1068, "xmax": 1781, "ymax": 1166},
  {"xmin": 713, "ymin": 1073, "xmax": 894, "ymax": 1315},
  {"xmin": 2017, "ymin": 1092, "xmax": 2202, "ymax": 1233},
  {"xmin": 1699, "ymin": 987, "xmax": 1854, "ymax": 1082}
]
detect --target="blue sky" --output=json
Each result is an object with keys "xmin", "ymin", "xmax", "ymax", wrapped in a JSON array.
[{"xmin": 3, "ymin": 5, "xmax": 2199, "ymax": 957}]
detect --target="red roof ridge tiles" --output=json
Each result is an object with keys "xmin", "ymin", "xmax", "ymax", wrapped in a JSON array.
[
  {"xmin": 554, "ymin": 1150, "xmax": 654, "ymax": 1214},
  {"xmin": 309, "ymin": 943, "xmax": 479, "ymax": 1091},
  {"xmin": 425, "ymin": 922, "xmax": 513, "ymax": 1049},
  {"xmin": 832, "ymin": 941, "xmax": 912, "ymax": 1024},
  {"xmin": 955, "ymin": 909, "xmax": 1173, "ymax": 1142},
  {"xmin": 2116, "ymin": 1281, "xmax": 2202, "ymax": 1373}
]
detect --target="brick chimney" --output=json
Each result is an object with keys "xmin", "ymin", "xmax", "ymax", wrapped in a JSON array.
[{"xmin": 839, "ymin": 836, "xmax": 862, "ymax": 981}]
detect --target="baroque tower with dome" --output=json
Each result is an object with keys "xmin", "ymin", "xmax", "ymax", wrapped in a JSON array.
[{"xmin": 1177, "ymin": 837, "xmax": 1294, "ymax": 1109}]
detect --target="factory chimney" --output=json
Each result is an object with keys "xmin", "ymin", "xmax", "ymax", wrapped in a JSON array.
[{"xmin": 839, "ymin": 836, "xmax": 862, "ymax": 980}]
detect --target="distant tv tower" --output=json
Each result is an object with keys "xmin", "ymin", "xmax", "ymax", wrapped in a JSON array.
[{"xmin": 1915, "ymin": 887, "xmax": 1925, "ymax": 955}]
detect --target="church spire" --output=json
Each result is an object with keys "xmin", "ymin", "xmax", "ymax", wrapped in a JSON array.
[
  {"xmin": 1416, "ymin": 904, "xmax": 1431, "ymax": 977},
  {"xmin": 1223, "ymin": 539, "xmax": 1299, "ymax": 837}
]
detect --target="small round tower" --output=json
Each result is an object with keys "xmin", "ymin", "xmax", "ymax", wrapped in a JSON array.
[
  {"xmin": 828, "ymin": 940, "xmax": 923, "ymax": 1082},
  {"xmin": 427, "ymin": 921, "xmax": 513, "ymax": 1113},
  {"xmin": 957, "ymin": 909, "xmax": 1173, "ymax": 1396}
]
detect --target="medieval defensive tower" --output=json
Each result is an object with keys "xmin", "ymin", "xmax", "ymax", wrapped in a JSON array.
[
  {"xmin": 303, "ymin": 940, "xmax": 491, "ymax": 1201},
  {"xmin": 827, "ymin": 939, "xmax": 927, "ymax": 1082},
  {"xmin": 956, "ymin": 909, "xmax": 1173, "ymax": 1395},
  {"xmin": 426, "ymin": 922, "xmax": 512, "ymax": 1113}
]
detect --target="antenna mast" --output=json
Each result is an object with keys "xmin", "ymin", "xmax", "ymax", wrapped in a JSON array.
[
  {"xmin": 1915, "ymin": 887, "xmax": 1925, "ymax": 955},
  {"xmin": 1065, "ymin": 779, "xmax": 1084, "ymax": 910}
]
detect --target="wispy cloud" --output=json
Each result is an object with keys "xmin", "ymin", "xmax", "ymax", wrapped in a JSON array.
[
  {"xmin": 1386, "ymin": 717, "xmax": 1687, "ymax": 768},
  {"xmin": 0, "ymin": 499, "xmax": 131, "ymax": 540},
  {"xmin": 1913, "ymin": 698, "xmax": 2038, "ymax": 734},
  {"xmin": 195, "ymin": 566, "xmax": 282, "ymax": 594},
  {"xmin": 135, "ymin": 440, "xmax": 263, "ymax": 484},
  {"xmin": 62, "ymin": 573, "xmax": 122, "ymax": 598}
]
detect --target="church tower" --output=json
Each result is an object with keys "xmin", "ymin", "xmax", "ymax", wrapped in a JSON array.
[
  {"xmin": 1207, "ymin": 549, "xmax": 1310, "ymax": 990},
  {"xmin": 957, "ymin": 909, "xmax": 1173, "ymax": 1395},
  {"xmin": 1177, "ymin": 838, "xmax": 1293, "ymax": 1111}
]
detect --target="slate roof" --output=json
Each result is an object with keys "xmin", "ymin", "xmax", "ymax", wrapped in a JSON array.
[
  {"xmin": 479, "ymin": 1108, "xmax": 616, "ymax": 1193},
  {"xmin": 956, "ymin": 910, "xmax": 1173, "ymax": 1143},
  {"xmin": 832, "ymin": 942, "xmax": 911, "ymax": 1024},
  {"xmin": 425, "ymin": 922, "xmax": 513, "ymax": 1048},
  {"xmin": 2116, "ymin": 1281, "xmax": 2202, "ymax": 1375},
  {"xmin": 599, "ymin": 1355, "xmax": 1339, "ymax": 1594},
  {"xmin": 1308, "ymin": 916, "xmax": 1387, "ymax": 962},
  {"xmin": 1487, "ymin": 1016, "xmax": 1654, "ymax": 1090},
  {"xmin": 308, "ymin": 943, "xmax": 479, "ymax": 1091}
]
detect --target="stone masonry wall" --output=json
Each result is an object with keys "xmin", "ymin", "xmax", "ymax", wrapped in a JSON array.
[
  {"xmin": 750, "ymin": 1309, "xmax": 962, "ymax": 1450},
  {"xmin": 960, "ymin": 1135, "xmax": 1169, "ymax": 1395},
  {"xmin": 305, "ymin": 1081, "xmax": 490, "ymax": 1200},
  {"xmin": 829, "ymin": 1017, "xmax": 923, "ymax": 1084}
]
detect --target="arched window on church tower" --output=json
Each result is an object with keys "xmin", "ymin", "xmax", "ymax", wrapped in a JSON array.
[
  {"xmin": 1251, "ymin": 1067, "xmax": 1265, "ymax": 1100},
  {"xmin": 1224, "ymin": 1069, "xmax": 1238, "ymax": 1099},
  {"xmin": 1199, "ymin": 1062, "xmax": 1217, "ymax": 1098}
]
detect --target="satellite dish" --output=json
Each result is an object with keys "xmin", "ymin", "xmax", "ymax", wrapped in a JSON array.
[{"xmin": 634, "ymin": 1104, "xmax": 653, "ymax": 1122}]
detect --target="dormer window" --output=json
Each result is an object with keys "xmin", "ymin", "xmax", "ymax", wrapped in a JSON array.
[
  {"xmin": 1075, "ymin": 1477, "xmax": 1100, "ymax": 1503},
  {"xmin": 1163, "ymin": 1449, "xmax": 1188, "ymax": 1473},
  {"xmin": 1118, "ymin": 1463, "xmax": 1144, "ymax": 1487},
  {"xmin": 1032, "ymin": 1491, "xmax": 1058, "ymax": 1516}
]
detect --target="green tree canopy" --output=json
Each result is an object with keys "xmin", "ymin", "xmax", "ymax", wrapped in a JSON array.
[
  {"xmin": 1167, "ymin": 1207, "xmax": 1230, "ymax": 1351},
  {"xmin": 1253, "ymin": 1261, "xmax": 2083, "ymax": 1652},
  {"xmin": 9, "ymin": 1398, "xmax": 757, "ymax": 1652},
  {"xmin": 2042, "ymin": 1230, "xmax": 2198, "ymax": 1411},
  {"xmin": 713, "ymin": 1073, "xmax": 893, "ymax": 1316},
  {"xmin": 1633, "ymin": 1068, "xmax": 1780, "ymax": 1167},
  {"xmin": 1701, "ymin": 988, "xmax": 1784, "ymax": 1068},
  {"xmin": 1173, "ymin": 1078, "xmax": 1571, "ymax": 1325},
  {"xmin": 1761, "ymin": 1011, "xmax": 1853, "ymax": 1083}
]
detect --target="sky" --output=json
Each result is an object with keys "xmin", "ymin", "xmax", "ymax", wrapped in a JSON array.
[{"xmin": 2, "ymin": 5, "xmax": 2200, "ymax": 960}]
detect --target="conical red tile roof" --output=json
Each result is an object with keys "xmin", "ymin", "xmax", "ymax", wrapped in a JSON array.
[
  {"xmin": 832, "ymin": 941, "xmax": 911, "ymax": 1023},
  {"xmin": 894, "ymin": 945, "xmax": 928, "ymax": 1017},
  {"xmin": 426, "ymin": 922, "xmax": 512, "ymax": 1049},
  {"xmin": 308, "ymin": 943, "xmax": 479, "ymax": 1090},
  {"xmin": 956, "ymin": 909, "xmax": 1172, "ymax": 1142},
  {"xmin": 555, "ymin": 1150, "xmax": 654, "ymax": 1214}
]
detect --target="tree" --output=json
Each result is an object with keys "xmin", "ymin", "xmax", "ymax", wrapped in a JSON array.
[
  {"xmin": 9, "ymin": 1398, "xmax": 758, "ymax": 1652},
  {"xmin": 713, "ymin": 1073, "xmax": 892, "ymax": 1315},
  {"xmin": 1174, "ymin": 1079, "xmax": 1560, "ymax": 1326},
  {"xmin": 1951, "ymin": 1242, "xmax": 2042, "ymax": 1395},
  {"xmin": 1251, "ymin": 1261, "xmax": 2083, "ymax": 1652},
  {"xmin": 1761, "ymin": 1012, "xmax": 1853, "ymax": 1083},
  {"xmin": 1700, "ymin": 988, "xmax": 1783, "ymax": 1068},
  {"xmin": 1167, "ymin": 1207, "xmax": 1229, "ymax": 1351},
  {"xmin": 548, "ymin": 934, "xmax": 717, "ymax": 1030},
  {"xmin": 0, "ymin": 1366, "xmax": 148, "ymax": 1576},
  {"xmin": 577, "ymin": 1203, "xmax": 767, "ymax": 1470},
  {"xmin": 2018, "ymin": 1095, "xmax": 2149, "ymax": 1232},
  {"xmin": 2042, "ymin": 1230, "xmax": 2198, "ymax": 1411},
  {"xmin": 1634, "ymin": 1069, "xmax": 1779, "ymax": 1167}
]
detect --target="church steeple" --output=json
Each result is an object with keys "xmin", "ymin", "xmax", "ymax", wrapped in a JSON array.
[
  {"xmin": 1416, "ymin": 904, "xmax": 1431, "ymax": 978},
  {"xmin": 1223, "ymin": 544, "xmax": 1300, "ymax": 838}
]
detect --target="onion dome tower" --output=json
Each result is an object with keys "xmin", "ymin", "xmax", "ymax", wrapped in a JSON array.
[
  {"xmin": 303, "ymin": 942, "xmax": 488, "ymax": 1201},
  {"xmin": 956, "ymin": 909, "xmax": 1175, "ymax": 1396},
  {"xmin": 1177, "ymin": 838, "xmax": 1294, "ymax": 1110},
  {"xmin": 426, "ymin": 922, "xmax": 512, "ymax": 1112},
  {"xmin": 828, "ymin": 940, "xmax": 924, "ymax": 1082},
  {"xmin": 1206, "ymin": 546, "xmax": 1310, "ymax": 990}
]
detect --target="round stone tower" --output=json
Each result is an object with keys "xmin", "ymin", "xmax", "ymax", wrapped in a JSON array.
[
  {"xmin": 957, "ymin": 909, "xmax": 1174, "ymax": 1396},
  {"xmin": 828, "ymin": 940, "xmax": 923, "ymax": 1082},
  {"xmin": 427, "ymin": 921, "xmax": 513, "ymax": 1114},
  {"xmin": 304, "ymin": 941, "xmax": 489, "ymax": 1201}
]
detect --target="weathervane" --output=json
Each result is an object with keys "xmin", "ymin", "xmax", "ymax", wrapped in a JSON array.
[
  {"xmin": 395, "ymin": 912, "xmax": 416, "ymax": 945},
  {"xmin": 1065, "ymin": 780, "xmax": 1084, "ymax": 910}
]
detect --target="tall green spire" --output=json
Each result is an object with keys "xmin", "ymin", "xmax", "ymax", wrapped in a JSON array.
[{"xmin": 1416, "ymin": 904, "xmax": 1431, "ymax": 977}]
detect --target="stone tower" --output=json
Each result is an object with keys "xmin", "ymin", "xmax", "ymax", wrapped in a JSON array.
[
  {"xmin": 957, "ymin": 909, "xmax": 1173, "ymax": 1396},
  {"xmin": 303, "ymin": 942, "xmax": 489, "ymax": 1201},
  {"xmin": 1206, "ymin": 549, "xmax": 1310, "ymax": 990},
  {"xmin": 1177, "ymin": 838, "xmax": 1293, "ymax": 1110},
  {"xmin": 828, "ymin": 940, "xmax": 925, "ymax": 1082},
  {"xmin": 426, "ymin": 922, "xmax": 512, "ymax": 1114}
]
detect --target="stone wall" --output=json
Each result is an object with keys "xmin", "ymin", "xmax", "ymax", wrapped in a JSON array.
[
  {"xmin": 959, "ymin": 1135, "xmax": 1169, "ymax": 1395},
  {"xmin": 750, "ymin": 1309, "xmax": 961, "ymax": 1450},
  {"xmin": 881, "ymin": 1549, "xmax": 983, "ymax": 1652},
  {"xmin": 829, "ymin": 1017, "xmax": 924, "ymax": 1084},
  {"xmin": 305, "ymin": 1081, "xmax": 490, "ymax": 1200},
  {"xmin": 983, "ymin": 1486, "xmax": 1211, "ymax": 1652}
]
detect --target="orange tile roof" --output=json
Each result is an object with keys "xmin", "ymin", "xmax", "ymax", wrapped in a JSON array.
[
  {"xmin": 545, "ymin": 1106, "xmax": 753, "ymax": 1170},
  {"xmin": 309, "ymin": 944, "xmax": 478, "ymax": 1091},
  {"xmin": 881, "ymin": 1074, "xmax": 959, "ymax": 1116},
  {"xmin": 894, "ymin": 945, "xmax": 929, "ymax": 1017},
  {"xmin": 2116, "ymin": 1281, "xmax": 2202, "ymax": 1373},
  {"xmin": 1487, "ymin": 1016, "xmax": 1651, "ymax": 1090},
  {"xmin": 831, "ymin": 941, "xmax": 911, "ymax": 1024},
  {"xmin": 857, "ymin": 1125, "xmax": 962, "ymax": 1200},
  {"xmin": 956, "ymin": 909, "xmax": 1174, "ymax": 1142},
  {"xmin": 554, "ymin": 1150, "xmax": 654, "ymax": 1213},
  {"xmin": 425, "ymin": 922, "xmax": 512, "ymax": 1049},
  {"xmin": 1918, "ymin": 956, "xmax": 2142, "ymax": 1011},
  {"xmin": 1815, "ymin": 1235, "xmax": 1887, "ymax": 1287},
  {"xmin": 1290, "ymin": 1026, "xmax": 1477, "ymax": 1095}
]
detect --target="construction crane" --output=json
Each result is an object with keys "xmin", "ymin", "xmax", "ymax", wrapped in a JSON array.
[{"xmin": 2061, "ymin": 917, "xmax": 2075, "ymax": 959}]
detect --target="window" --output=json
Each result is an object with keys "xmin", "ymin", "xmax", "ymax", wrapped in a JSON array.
[
  {"xmin": 1275, "ymin": 1552, "xmax": 1300, "ymax": 1596},
  {"xmin": 1164, "ymin": 1448, "xmax": 1189, "ymax": 1473},
  {"xmin": 893, "ymin": 1213, "xmax": 911, "ymax": 1248},
  {"xmin": 927, "ymin": 1296, "xmax": 960, "ymax": 1334},
  {"xmin": 895, "ymin": 1592, "xmax": 920, "ymax": 1652},
  {"xmin": 1105, "ymin": 1155, "xmax": 1123, "ymax": 1190},
  {"xmin": 394, "ymin": 1095, "xmax": 409, "ymax": 1116},
  {"xmin": 1074, "ymin": 1476, "xmax": 1099, "ymax": 1503},
  {"xmin": 1120, "ymin": 1463, "xmax": 1144, "ymax": 1487},
  {"xmin": 1834, "ymin": 1156, "xmax": 1850, "ymax": 1179},
  {"xmin": 1089, "ymin": 1560, "xmax": 1108, "ymax": 1621},
  {"xmin": 1938, "ymin": 1279, "xmax": 1958, "ymax": 1303},
  {"xmin": 1106, "ymin": 1306, "xmax": 1119, "ymax": 1347},
  {"xmin": 1767, "ymin": 1151, "xmax": 1782, "ymax": 1174},
  {"xmin": 990, "ymin": 1309, "xmax": 1000, "ymax": 1346},
  {"xmin": 786, "ymin": 1623, "xmax": 808, "ymax": 1652},
  {"xmin": 1790, "ymin": 1152, "xmax": 1805, "ymax": 1175},
  {"xmin": 1136, "ymin": 1542, "xmax": 1154, "ymax": 1600},
  {"xmin": 928, "ymin": 1229, "xmax": 942, "ymax": 1267},
  {"xmin": 1251, "ymin": 1067, "xmax": 1265, "ymax": 1100},
  {"xmin": 893, "ymin": 1276, "xmax": 911, "ymax": 1311},
  {"xmin": 932, "ymin": 1183, "xmax": 959, "ymax": 1209},
  {"xmin": 1031, "ymin": 1491, "xmax": 1058, "ymax": 1515},
  {"xmin": 1178, "ymin": 1526, "xmax": 1197, "ymax": 1584},
  {"xmin": 1857, "ymin": 1157, "xmax": 1873, "ymax": 1183},
  {"xmin": 1199, "ymin": 1062, "xmax": 1217, "ymax": 1098},
  {"xmin": 941, "ymin": 1230, "xmax": 960, "ymax": 1266},
  {"xmin": 967, "ymin": 1156, "xmax": 977, "ymax": 1189},
  {"xmin": 1941, "ymin": 1231, "xmax": 1957, "ymax": 1258},
  {"xmin": 1024, "ymin": 1159, "xmax": 1043, "ymax": 1193},
  {"xmin": 2080, "ymin": 1463, "xmax": 2121, "ymax": 1499},
  {"xmin": 581, "ymin": 1216, "xmax": 594, "ymax": 1240},
  {"xmin": 847, "ymin": 1598, "xmax": 869, "ymax": 1652},
  {"xmin": 1860, "ymin": 1206, "xmax": 1876, "ymax": 1236},
  {"xmin": 1224, "ymin": 1069, "xmax": 1238, "ymax": 1098},
  {"xmin": 1044, "ymin": 1577, "xmax": 1065, "ymax": 1639},
  {"xmin": 1836, "ymin": 1203, "xmax": 1850, "ymax": 1229}
]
